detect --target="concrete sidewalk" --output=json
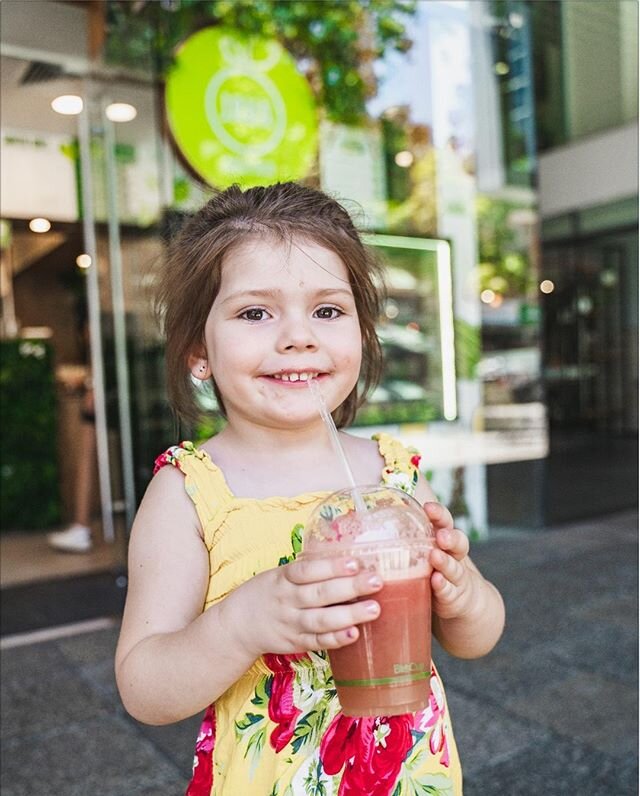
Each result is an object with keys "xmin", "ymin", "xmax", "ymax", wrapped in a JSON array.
[{"xmin": 1, "ymin": 510, "xmax": 637, "ymax": 795}]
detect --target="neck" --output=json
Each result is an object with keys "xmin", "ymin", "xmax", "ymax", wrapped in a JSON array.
[
  {"xmin": 208, "ymin": 415, "xmax": 355, "ymax": 498},
  {"xmin": 218, "ymin": 416, "xmax": 340, "ymax": 458}
]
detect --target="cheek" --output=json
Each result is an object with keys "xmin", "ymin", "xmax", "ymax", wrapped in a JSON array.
[
  {"xmin": 349, "ymin": 323, "xmax": 364, "ymax": 364},
  {"xmin": 336, "ymin": 329, "xmax": 363, "ymax": 378}
]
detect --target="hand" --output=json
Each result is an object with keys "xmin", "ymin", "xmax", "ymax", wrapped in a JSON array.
[
  {"xmin": 424, "ymin": 502, "xmax": 478, "ymax": 621},
  {"xmin": 227, "ymin": 556, "xmax": 384, "ymax": 658}
]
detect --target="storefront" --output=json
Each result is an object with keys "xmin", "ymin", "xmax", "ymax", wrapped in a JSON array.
[{"xmin": 1, "ymin": 0, "xmax": 556, "ymax": 566}]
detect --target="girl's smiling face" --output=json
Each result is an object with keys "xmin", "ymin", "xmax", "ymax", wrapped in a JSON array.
[{"xmin": 202, "ymin": 236, "xmax": 363, "ymax": 432}]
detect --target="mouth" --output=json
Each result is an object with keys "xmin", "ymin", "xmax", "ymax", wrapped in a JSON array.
[{"xmin": 261, "ymin": 370, "xmax": 325, "ymax": 384}]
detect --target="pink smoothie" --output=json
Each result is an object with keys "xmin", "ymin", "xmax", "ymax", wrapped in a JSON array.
[{"xmin": 328, "ymin": 574, "xmax": 431, "ymax": 716}]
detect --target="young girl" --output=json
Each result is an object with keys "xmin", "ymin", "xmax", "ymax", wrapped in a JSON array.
[{"xmin": 115, "ymin": 182, "xmax": 505, "ymax": 796}]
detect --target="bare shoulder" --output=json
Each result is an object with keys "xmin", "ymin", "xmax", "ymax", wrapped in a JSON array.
[
  {"xmin": 341, "ymin": 432, "xmax": 380, "ymax": 454},
  {"xmin": 140, "ymin": 463, "xmax": 197, "ymax": 513},
  {"xmin": 340, "ymin": 433, "xmax": 386, "ymax": 484},
  {"xmin": 132, "ymin": 464, "xmax": 203, "ymax": 543}
]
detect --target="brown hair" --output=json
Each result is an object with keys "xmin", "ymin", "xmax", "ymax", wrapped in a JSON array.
[{"xmin": 156, "ymin": 182, "xmax": 384, "ymax": 428}]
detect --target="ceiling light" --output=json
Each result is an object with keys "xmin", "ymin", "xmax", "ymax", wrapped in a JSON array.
[
  {"xmin": 76, "ymin": 254, "xmax": 92, "ymax": 269},
  {"xmin": 105, "ymin": 102, "xmax": 137, "ymax": 123},
  {"xmin": 51, "ymin": 95, "xmax": 83, "ymax": 115},
  {"xmin": 29, "ymin": 218, "xmax": 51, "ymax": 233}
]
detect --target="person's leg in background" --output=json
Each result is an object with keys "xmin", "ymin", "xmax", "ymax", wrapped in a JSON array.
[{"xmin": 48, "ymin": 391, "xmax": 97, "ymax": 553}]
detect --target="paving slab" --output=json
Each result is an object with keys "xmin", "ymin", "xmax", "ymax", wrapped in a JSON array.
[
  {"xmin": 130, "ymin": 714, "xmax": 203, "ymax": 780},
  {"xmin": 543, "ymin": 619, "xmax": 638, "ymax": 684},
  {"xmin": 1, "ymin": 641, "xmax": 110, "ymax": 741},
  {"xmin": 1, "ymin": 715, "xmax": 185, "ymax": 796},
  {"xmin": 505, "ymin": 670, "xmax": 638, "ymax": 758},
  {"xmin": 434, "ymin": 642, "xmax": 576, "ymax": 705},
  {"xmin": 463, "ymin": 733, "xmax": 638, "ymax": 796},
  {"xmin": 55, "ymin": 625, "xmax": 121, "ymax": 665},
  {"xmin": 444, "ymin": 688, "xmax": 550, "ymax": 776}
]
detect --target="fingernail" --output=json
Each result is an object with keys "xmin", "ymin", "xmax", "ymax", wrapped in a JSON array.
[
  {"xmin": 366, "ymin": 601, "xmax": 380, "ymax": 615},
  {"xmin": 345, "ymin": 560, "xmax": 358, "ymax": 573},
  {"xmin": 368, "ymin": 575, "xmax": 382, "ymax": 588}
]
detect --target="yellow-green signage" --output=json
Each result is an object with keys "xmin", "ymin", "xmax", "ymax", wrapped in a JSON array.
[{"xmin": 165, "ymin": 27, "xmax": 318, "ymax": 188}]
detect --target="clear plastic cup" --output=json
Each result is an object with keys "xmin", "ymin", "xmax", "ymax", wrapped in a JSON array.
[{"xmin": 302, "ymin": 486, "xmax": 434, "ymax": 717}]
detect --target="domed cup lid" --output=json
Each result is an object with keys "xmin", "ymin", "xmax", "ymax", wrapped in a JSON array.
[{"xmin": 302, "ymin": 486, "xmax": 433, "ymax": 558}]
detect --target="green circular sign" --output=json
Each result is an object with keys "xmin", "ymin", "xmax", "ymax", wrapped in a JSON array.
[{"xmin": 165, "ymin": 27, "xmax": 318, "ymax": 188}]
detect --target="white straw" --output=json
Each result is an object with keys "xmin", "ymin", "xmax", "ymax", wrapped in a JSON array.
[{"xmin": 307, "ymin": 379, "xmax": 367, "ymax": 514}]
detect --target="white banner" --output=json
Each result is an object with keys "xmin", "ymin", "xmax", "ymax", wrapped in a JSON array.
[{"xmin": 0, "ymin": 128, "xmax": 78, "ymax": 221}]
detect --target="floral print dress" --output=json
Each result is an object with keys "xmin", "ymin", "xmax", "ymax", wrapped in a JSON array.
[{"xmin": 154, "ymin": 433, "xmax": 462, "ymax": 796}]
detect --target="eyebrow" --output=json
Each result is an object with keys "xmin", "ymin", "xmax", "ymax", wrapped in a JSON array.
[{"xmin": 219, "ymin": 287, "xmax": 355, "ymax": 306}]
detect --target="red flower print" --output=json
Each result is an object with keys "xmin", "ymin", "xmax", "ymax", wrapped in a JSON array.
[
  {"xmin": 320, "ymin": 713, "xmax": 414, "ymax": 796},
  {"xmin": 410, "ymin": 454, "xmax": 421, "ymax": 468},
  {"xmin": 264, "ymin": 654, "xmax": 306, "ymax": 753},
  {"xmin": 185, "ymin": 705, "xmax": 215, "ymax": 796},
  {"xmin": 153, "ymin": 451, "xmax": 169, "ymax": 475}
]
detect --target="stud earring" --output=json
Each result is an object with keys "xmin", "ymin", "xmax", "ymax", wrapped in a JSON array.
[{"xmin": 199, "ymin": 365, "xmax": 206, "ymax": 373}]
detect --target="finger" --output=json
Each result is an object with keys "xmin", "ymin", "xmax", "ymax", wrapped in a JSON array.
[
  {"xmin": 295, "ymin": 571, "xmax": 383, "ymax": 609},
  {"xmin": 309, "ymin": 626, "xmax": 360, "ymax": 651},
  {"xmin": 423, "ymin": 502, "xmax": 454, "ymax": 532},
  {"xmin": 285, "ymin": 555, "xmax": 360, "ymax": 585},
  {"xmin": 430, "ymin": 548, "xmax": 466, "ymax": 586},
  {"xmin": 431, "ymin": 570, "xmax": 457, "ymax": 602},
  {"xmin": 436, "ymin": 527, "xmax": 469, "ymax": 561},
  {"xmin": 299, "ymin": 600, "xmax": 380, "ymax": 637}
]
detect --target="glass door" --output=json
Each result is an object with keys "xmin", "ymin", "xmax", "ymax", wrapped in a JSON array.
[
  {"xmin": 0, "ymin": 45, "xmax": 130, "ymax": 585},
  {"xmin": 542, "ymin": 236, "xmax": 633, "ymax": 434},
  {"xmin": 78, "ymin": 77, "xmax": 174, "ymax": 532},
  {"xmin": 541, "ymin": 229, "xmax": 638, "ymax": 522}
]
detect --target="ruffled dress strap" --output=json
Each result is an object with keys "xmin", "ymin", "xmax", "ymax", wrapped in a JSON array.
[
  {"xmin": 153, "ymin": 440, "xmax": 232, "ymax": 549},
  {"xmin": 373, "ymin": 431, "xmax": 422, "ymax": 497}
]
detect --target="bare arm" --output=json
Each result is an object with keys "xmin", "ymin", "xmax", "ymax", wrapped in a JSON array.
[
  {"xmin": 114, "ymin": 466, "xmax": 258, "ymax": 724},
  {"xmin": 414, "ymin": 474, "xmax": 505, "ymax": 659},
  {"xmin": 115, "ymin": 467, "xmax": 385, "ymax": 726}
]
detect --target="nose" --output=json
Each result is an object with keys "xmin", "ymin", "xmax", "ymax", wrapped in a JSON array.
[{"xmin": 276, "ymin": 313, "xmax": 319, "ymax": 352}]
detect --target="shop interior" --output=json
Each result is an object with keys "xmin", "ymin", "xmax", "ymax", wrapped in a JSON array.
[
  {"xmin": 1, "ymin": 218, "xmax": 122, "ymax": 587},
  {"xmin": 0, "ymin": 44, "xmax": 143, "ymax": 588}
]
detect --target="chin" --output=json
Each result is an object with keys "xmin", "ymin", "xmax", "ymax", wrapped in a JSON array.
[{"xmin": 270, "ymin": 411, "xmax": 319, "ymax": 429}]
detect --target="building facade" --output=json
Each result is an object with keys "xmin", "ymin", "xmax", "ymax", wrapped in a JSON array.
[{"xmin": 0, "ymin": 0, "xmax": 636, "ymax": 551}]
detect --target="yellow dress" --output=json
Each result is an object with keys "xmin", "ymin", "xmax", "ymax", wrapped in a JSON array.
[{"xmin": 154, "ymin": 433, "xmax": 463, "ymax": 796}]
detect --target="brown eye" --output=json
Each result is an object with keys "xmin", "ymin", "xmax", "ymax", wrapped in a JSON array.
[
  {"xmin": 240, "ymin": 308, "xmax": 268, "ymax": 321},
  {"xmin": 314, "ymin": 306, "xmax": 342, "ymax": 320}
]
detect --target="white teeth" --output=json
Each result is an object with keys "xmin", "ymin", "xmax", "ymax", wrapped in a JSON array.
[{"xmin": 272, "ymin": 371, "xmax": 318, "ymax": 382}]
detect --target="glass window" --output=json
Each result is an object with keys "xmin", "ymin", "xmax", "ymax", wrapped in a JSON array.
[{"xmin": 357, "ymin": 236, "xmax": 456, "ymax": 426}]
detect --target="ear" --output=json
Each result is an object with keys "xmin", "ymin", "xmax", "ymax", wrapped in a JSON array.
[{"xmin": 188, "ymin": 353, "xmax": 211, "ymax": 381}]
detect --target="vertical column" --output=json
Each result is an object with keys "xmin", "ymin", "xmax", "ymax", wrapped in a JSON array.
[
  {"xmin": 102, "ymin": 104, "xmax": 137, "ymax": 533},
  {"xmin": 77, "ymin": 90, "xmax": 115, "ymax": 543}
]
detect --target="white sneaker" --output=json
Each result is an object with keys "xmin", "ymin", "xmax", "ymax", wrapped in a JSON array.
[{"xmin": 47, "ymin": 524, "xmax": 93, "ymax": 553}]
